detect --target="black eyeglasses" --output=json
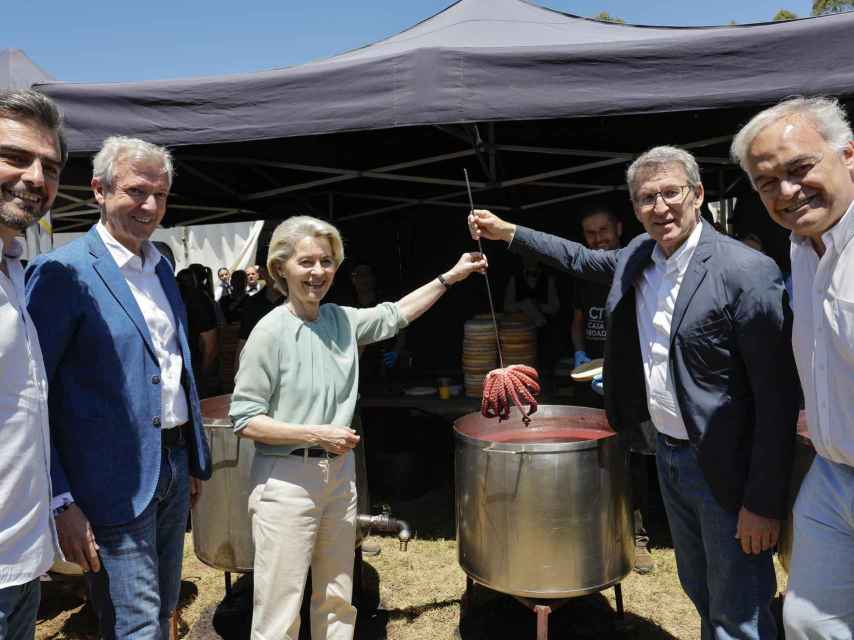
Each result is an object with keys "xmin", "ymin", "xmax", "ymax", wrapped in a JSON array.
[{"xmin": 635, "ymin": 185, "xmax": 691, "ymax": 211}]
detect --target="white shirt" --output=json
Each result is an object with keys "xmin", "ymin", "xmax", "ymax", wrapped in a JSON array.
[
  {"xmin": 634, "ymin": 221, "xmax": 704, "ymax": 440},
  {"xmin": 0, "ymin": 236, "xmax": 61, "ymax": 586},
  {"xmin": 95, "ymin": 223, "xmax": 189, "ymax": 429},
  {"xmin": 790, "ymin": 200, "xmax": 854, "ymax": 467}
]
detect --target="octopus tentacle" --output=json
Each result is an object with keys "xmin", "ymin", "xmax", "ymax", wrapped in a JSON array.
[{"xmin": 509, "ymin": 369, "xmax": 541, "ymax": 395}]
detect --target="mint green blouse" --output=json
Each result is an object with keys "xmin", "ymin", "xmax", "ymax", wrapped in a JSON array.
[{"xmin": 229, "ymin": 302, "xmax": 408, "ymax": 456}]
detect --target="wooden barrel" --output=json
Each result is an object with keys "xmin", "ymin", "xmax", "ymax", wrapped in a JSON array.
[
  {"xmin": 219, "ymin": 323, "xmax": 242, "ymax": 393},
  {"xmin": 462, "ymin": 314, "xmax": 500, "ymax": 398},
  {"xmin": 498, "ymin": 313, "xmax": 537, "ymax": 369}
]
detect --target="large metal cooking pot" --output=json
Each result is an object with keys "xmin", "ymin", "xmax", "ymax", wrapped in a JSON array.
[
  {"xmin": 455, "ymin": 405, "xmax": 633, "ymax": 599},
  {"xmin": 192, "ymin": 395, "xmax": 370, "ymax": 573}
]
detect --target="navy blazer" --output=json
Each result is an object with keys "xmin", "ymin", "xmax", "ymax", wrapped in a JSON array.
[
  {"xmin": 511, "ymin": 223, "xmax": 799, "ymax": 518},
  {"xmin": 25, "ymin": 228, "xmax": 212, "ymax": 527}
]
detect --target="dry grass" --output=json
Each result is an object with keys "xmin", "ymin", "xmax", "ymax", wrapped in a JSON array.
[{"xmin": 36, "ymin": 487, "xmax": 789, "ymax": 640}]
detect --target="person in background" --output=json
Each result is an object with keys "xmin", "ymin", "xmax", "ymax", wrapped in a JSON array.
[
  {"xmin": 569, "ymin": 205, "xmax": 655, "ymax": 575},
  {"xmin": 230, "ymin": 215, "xmax": 486, "ymax": 640},
  {"xmin": 220, "ymin": 269, "xmax": 248, "ymax": 323},
  {"xmin": 0, "ymin": 88, "xmax": 66, "ymax": 640},
  {"xmin": 503, "ymin": 255, "xmax": 561, "ymax": 375},
  {"xmin": 245, "ymin": 264, "xmax": 262, "ymax": 296},
  {"xmin": 177, "ymin": 268, "xmax": 218, "ymax": 398},
  {"xmin": 732, "ymin": 95, "xmax": 854, "ymax": 640},
  {"xmin": 349, "ymin": 263, "xmax": 407, "ymax": 383},
  {"xmin": 215, "ymin": 266, "xmax": 232, "ymax": 301},
  {"xmin": 26, "ymin": 135, "xmax": 212, "ymax": 640},
  {"xmin": 235, "ymin": 264, "xmax": 285, "ymax": 363},
  {"xmin": 470, "ymin": 144, "xmax": 799, "ymax": 640}
]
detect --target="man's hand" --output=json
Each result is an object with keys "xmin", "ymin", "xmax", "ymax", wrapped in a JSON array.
[
  {"xmin": 190, "ymin": 477, "xmax": 203, "ymax": 510},
  {"xmin": 736, "ymin": 507, "xmax": 780, "ymax": 554},
  {"xmin": 56, "ymin": 504, "xmax": 101, "ymax": 573},
  {"xmin": 468, "ymin": 209, "xmax": 516, "ymax": 244}
]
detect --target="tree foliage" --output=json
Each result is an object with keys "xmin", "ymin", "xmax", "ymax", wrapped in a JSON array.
[
  {"xmin": 591, "ymin": 11, "xmax": 625, "ymax": 23},
  {"xmin": 773, "ymin": 9, "xmax": 799, "ymax": 20},
  {"xmin": 812, "ymin": 0, "xmax": 854, "ymax": 14}
]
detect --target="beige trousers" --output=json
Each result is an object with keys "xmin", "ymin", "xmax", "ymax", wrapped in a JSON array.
[{"xmin": 249, "ymin": 451, "xmax": 357, "ymax": 640}]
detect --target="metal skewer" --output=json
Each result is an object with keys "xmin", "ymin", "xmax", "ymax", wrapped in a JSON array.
[{"xmin": 464, "ymin": 168, "xmax": 504, "ymax": 369}]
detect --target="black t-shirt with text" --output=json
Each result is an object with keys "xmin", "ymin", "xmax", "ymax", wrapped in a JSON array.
[{"xmin": 574, "ymin": 280, "xmax": 609, "ymax": 360}]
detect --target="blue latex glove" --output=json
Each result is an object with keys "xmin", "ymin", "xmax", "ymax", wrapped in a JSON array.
[
  {"xmin": 591, "ymin": 373, "xmax": 604, "ymax": 396},
  {"xmin": 574, "ymin": 350, "xmax": 592, "ymax": 369},
  {"xmin": 383, "ymin": 351, "xmax": 398, "ymax": 368}
]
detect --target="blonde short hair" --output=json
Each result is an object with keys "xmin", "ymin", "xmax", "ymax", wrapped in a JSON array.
[{"xmin": 266, "ymin": 216, "xmax": 345, "ymax": 295}]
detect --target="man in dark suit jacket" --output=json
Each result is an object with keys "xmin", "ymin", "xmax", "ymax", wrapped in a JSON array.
[
  {"xmin": 469, "ymin": 145, "xmax": 799, "ymax": 640},
  {"xmin": 26, "ymin": 136, "xmax": 211, "ymax": 640}
]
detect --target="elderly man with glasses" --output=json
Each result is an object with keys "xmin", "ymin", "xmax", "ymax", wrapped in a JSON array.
[
  {"xmin": 469, "ymin": 145, "xmax": 799, "ymax": 640},
  {"xmin": 732, "ymin": 96, "xmax": 854, "ymax": 640}
]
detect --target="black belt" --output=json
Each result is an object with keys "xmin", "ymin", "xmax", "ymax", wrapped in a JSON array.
[
  {"xmin": 162, "ymin": 425, "xmax": 187, "ymax": 448},
  {"xmin": 290, "ymin": 448, "xmax": 337, "ymax": 459},
  {"xmin": 661, "ymin": 434, "xmax": 691, "ymax": 448}
]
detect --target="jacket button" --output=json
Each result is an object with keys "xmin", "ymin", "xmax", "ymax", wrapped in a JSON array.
[
  {"xmin": 153, "ymin": 417, "xmax": 162, "ymax": 427},
  {"xmin": 152, "ymin": 375, "xmax": 161, "ymax": 384}
]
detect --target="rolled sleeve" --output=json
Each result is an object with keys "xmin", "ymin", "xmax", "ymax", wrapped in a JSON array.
[
  {"xmin": 229, "ymin": 326, "xmax": 278, "ymax": 433},
  {"xmin": 345, "ymin": 301, "xmax": 408, "ymax": 346}
]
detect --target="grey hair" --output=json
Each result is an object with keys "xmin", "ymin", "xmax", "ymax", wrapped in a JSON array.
[
  {"xmin": 0, "ymin": 89, "xmax": 67, "ymax": 164},
  {"xmin": 626, "ymin": 146, "xmax": 702, "ymax": 200},
  {"xmin": 730, "ymin": 96, "xmax": 853, "ymax": 173},
  {"xmin": 92, "ymin": 136, "xmax": 174, "ymax": 190},
  {"xmin": 267, "ymin": 215, "xmax": 345, "ymax": 295}
]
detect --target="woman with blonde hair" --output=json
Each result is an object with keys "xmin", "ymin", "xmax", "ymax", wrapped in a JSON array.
[{"xmin": 230, "ymin": 215, "xmax": 485, "ymax": 640}]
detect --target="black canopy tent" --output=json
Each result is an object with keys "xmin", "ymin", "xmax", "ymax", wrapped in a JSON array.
[
  {"xmin": 34, "ymin": 0, "xmax": 854, "ymax": 237},
  {"xmin": 1, "ymin": 48, "xmax": 54, "ymax": 90}
]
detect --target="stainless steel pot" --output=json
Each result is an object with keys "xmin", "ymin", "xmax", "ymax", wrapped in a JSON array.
[
  {"xmin": 455, "ymin": 405, "xmax": 633, "ymax": 599},
  {"xmin": 192, "ymin": 395, "xmax": 371, "ymax": 573}
]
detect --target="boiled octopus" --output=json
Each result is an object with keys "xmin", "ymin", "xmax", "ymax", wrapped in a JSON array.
[{"xmin": 481, "ymin": 364, "xmax": 540, "ymax": 425}]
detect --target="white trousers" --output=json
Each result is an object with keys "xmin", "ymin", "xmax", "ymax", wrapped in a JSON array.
[{"xmin": 249, "ymin": 451, "xmax": 357, "ymax": 640}]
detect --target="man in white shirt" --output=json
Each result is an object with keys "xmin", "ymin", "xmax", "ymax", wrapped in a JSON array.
[
  {"xmin": 25, "ymin": 136, "xmax": 211, "ymax": 640},
  {"xmin": 244, "ymin": 264, "xmax": 262, "ymax": 295},
  {"xmin": 0, "ymin": 88, "xmax": 65, "ymax": 640},
  {"xmin": 732, "ymin": 96, "xmax": 854, "ymax": 639},
  {"xmin": 470, "ymin": 145, "xmax": 799, "ymax": 639}
]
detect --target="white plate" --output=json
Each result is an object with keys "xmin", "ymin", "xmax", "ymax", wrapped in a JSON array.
[{"xmin": 403, "ymin": 386, "xmax": 437, "ymax": 396}]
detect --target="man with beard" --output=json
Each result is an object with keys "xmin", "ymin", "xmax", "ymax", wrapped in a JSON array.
[
  {"xmin": 732, "ymin": 96, "xmax": 854, "ymax": 639},
  {"xmin": 26, "ymin": 136, "xmax": 211, "ymax": 639},
  {"xmin": 0, "ymin": 89, "xmax": 65, "ymax": 640}
]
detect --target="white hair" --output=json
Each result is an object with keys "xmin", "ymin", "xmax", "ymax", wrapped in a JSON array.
[
  {"xmin": 730, "ymin": 96, "xmax": 853, "ymax": 172},
  {"xmin": 266, "ymin": 215, "xmax": 345, "ymax": 295},
  {"xmin": 92, "ymin": 136, "xmax": 174, "ymax": 189},
  {"xmin": 626, "ymin": 146, "xmax": 702, "ymax": 200}
]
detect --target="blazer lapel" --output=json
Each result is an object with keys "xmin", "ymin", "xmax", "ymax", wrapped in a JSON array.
[
  {"xmin": 86, "ymin": 229, "xmax": 158, "ymax": 361},
  {"xmin": 670, "ymin": 224, "xmax": 715, "ymax": 343}
]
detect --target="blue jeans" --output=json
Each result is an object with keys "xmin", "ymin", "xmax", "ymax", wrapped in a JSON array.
[
  {"xmin": 0, "ymin": 579, "xmax": 40, "ymax": 640},
  {"xmin": 656, "ymin": 434, "xmax": 777, "ymax": 640},
  {"xmin": 783, "ymin": 455, "xmax": 854, "ymax": 639},
  {"xmin": 85, "ymin": 445, "xmax": 190, "ymax": 640}
]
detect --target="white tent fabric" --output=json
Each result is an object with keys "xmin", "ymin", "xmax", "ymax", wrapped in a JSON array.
[{"xmin": 21, "ymin": 220, "xmax": 265, "ymax": 278}]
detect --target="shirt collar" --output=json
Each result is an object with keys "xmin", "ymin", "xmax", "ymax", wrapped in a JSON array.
[
  {"xmin": 651, "ymin": 219, "xmax": 704, "ymax": 274},
  {"xmin": 0, "ymin": 236, "xmax": 23, "ymax": 260},
  {"xmin": 790, "ymin": 199, "xmax": 854, "ymax": 253},
  {"xmin": 95, "ymin": 221, "xmax": 162, "ymax": 273}
]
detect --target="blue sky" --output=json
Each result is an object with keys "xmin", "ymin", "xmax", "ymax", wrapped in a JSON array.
[{"xmin": 6, "ymin": 0, "xmax": 815, "ymax": 83}]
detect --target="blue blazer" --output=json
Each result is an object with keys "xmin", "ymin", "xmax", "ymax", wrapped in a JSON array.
[
  {"xmin": 25, "ymin": 228, "xmax": 212, "ymax": 527},
  {"xmin": 511, "ymin": 223, "xmax": 799, "ymax": 519}
]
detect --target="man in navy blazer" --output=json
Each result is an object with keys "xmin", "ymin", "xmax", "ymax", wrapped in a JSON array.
[
  {"xmin": 26, "ymin": 136, "xmax": 211, "ymax": 640},
  {"xmin": 470, "ymin": 146, "xmax": 799, "ymax": 640}
]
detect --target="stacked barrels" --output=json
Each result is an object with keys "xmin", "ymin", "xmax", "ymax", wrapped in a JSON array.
[
  {"xmin": 462, "ymin": 315, "xmax": 500, "ymax": 398},
  {"xmin": 498, "ymin": 313, "xmax": 537, "ymax": 369},
  {"xmin": 462, "ymin": 313, "xmax": 537, "ymax": 398}
]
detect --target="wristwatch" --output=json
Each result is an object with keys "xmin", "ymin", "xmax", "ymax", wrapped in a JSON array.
[{"xmin": 53, "ymin": 501, "xmax": 74, "ymax": 517}]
